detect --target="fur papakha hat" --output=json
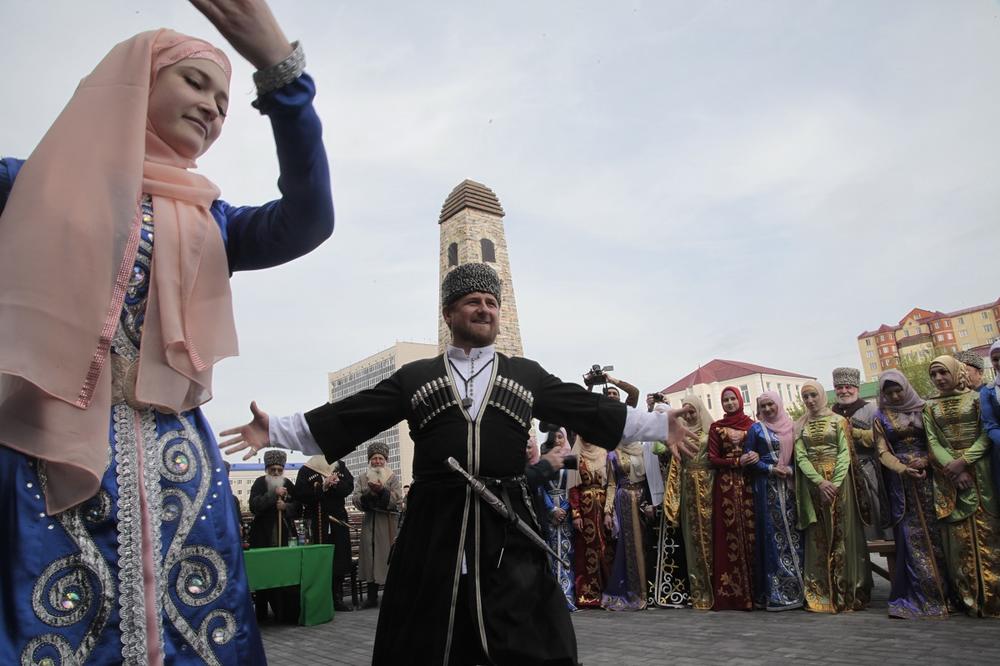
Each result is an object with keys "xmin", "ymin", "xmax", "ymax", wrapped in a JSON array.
[
  {"xmin": 831, "ymin": 367, "xmax": 861, "ymax": 388},
  {"xmin": 441, "ymin": 262, "xmax": 502, "ymax": 307},
  {"xmin": 263, "ymin": 449, "xmax": 287, "ymax": 468},
  {"xmin": 367, "ymin": 441, "xmax": 390, "ymax": 461}
]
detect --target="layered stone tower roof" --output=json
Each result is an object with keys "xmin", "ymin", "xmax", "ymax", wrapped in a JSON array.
[{"xmin": 439, "ymin": 180, "xmax": 505, "ymax": 223}]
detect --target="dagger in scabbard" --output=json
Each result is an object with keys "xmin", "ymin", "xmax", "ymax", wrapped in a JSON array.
[{"xmin": 444, "ymin": 456, "xmax": 570, "ymax": 568}]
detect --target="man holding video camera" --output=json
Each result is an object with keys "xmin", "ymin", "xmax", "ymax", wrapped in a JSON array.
[{"xmin": 584, "ymin": 365, "xmax": 641, "ymax": 408}]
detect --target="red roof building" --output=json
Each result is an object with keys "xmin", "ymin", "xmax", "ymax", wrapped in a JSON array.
[{"xmin": 661, "ymin": 359, "xmax": 815, "ymax": 419}]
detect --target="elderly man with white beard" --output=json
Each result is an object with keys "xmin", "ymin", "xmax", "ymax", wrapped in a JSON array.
[
  {"xmin": 248, "ymin": 449, "xmax": 300, "ymax": 548},
  {"xmin": 830, "ymin": 366, "xmax": 891, "ymax": 541},
  {"xmin": 353, "ymin": 441, "xmax": 402, "ymax": 609},
  {"xmin": 248, "ymin": 449, "xmax": 301, "ymax": 623}
]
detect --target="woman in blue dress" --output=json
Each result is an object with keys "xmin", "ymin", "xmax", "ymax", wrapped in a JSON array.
[
  {"xmin": 744, "ymin": 390, "xmax": 804, "ymax": 610},
  {"xmin": 541, "ymin": 428, "xmax": 576, "ymax": 611},
  {"xmin": 981, "ymin": 340, "xmax": 1000, "ymax": 495},
  {"xmin": 0, "ymin": 3, "xmax": 333, "ymax": 664}
]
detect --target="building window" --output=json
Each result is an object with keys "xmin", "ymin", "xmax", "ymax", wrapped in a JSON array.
[
  {"xmin": 865, "ymin": 339, "xmax": 872, "ymax": 347},
  {"xmin": 986, "ymin": 324, "xmax": 995, "ymax": 333},
  {"xmin": 739, "ymin": 385, "xmax": 750, "ymax": 403},
  {"xmin": 958, "ymin": 317, "xmax": 965, "ymax": 324},
  {"xmin": 933, "ymin": 321, "xmax": 940, "ymax": 329},
  {"xmin": 869, "ymin": 362, "xmax": 877, "ymax": 370},
  {"xmin": 959, "ymin": 330, "xmax": 969, "ymax": 338},
  {"xmin": 448, "ymin": 242, "xmax": 458, "ymax": 267},
  {"xmin": 879, "ymin": 334, "xmax": 885, "ymax": 342},
  {"xmin": 983, "ymin": 312, "xmax": 990, "ymax": 320},
  {"xmin": 866, "ymin": 351, "xmax": 874, "ymax": 359},
  {"xmin": 480, "ymin": 238, "xmax": 496, "ymax": 263},
  {"xmin": 706, "ymin": 395, "xmax": 712, "ymax": 410},
  {"xmin": 766, "ymin": 382, "xmax": 771, "ymax": 390},
  {"xmin": 947, "ymin": 333, "xmax": 953, "ymax": 340}
]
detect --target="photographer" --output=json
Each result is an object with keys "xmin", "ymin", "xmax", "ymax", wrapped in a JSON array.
[{"xmin": 584, "ymin": 365, "xmax": 641, "ymax": 408}]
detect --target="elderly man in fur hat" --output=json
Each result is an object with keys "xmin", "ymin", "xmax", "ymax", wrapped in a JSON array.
[
  {"xmin": 352, "ymin": 441, "xmax": 402, "ymax": 608},
  {"xmin": 222, "ymin": 262, "xmax": 695, "ymax": 666},
  {"xmin": 248, "ymin": 449, "xmax": 301, "ymax": 623},
  {"xmin": 248, "ymin": 449, "xmax": 300, "ymax": 549},
  {"xmin": 831, "ymin": 366, "xmax": 891, "ymax": 541},
  {"xmin": 955, "ymin": 350, "xmax": 986, "ymax": 391}
]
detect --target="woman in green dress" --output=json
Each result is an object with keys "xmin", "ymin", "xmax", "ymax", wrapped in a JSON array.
[
  {"xmin": 924, "ymin": 355, "xmax": 1000, "ymax": 617},
  {"xmin": 663, "ymin": 396, "xmax": 716, "ymax": 610},
  {"xmin": 794, "ymin": 380, "xmax": 872, "ymax": 613}
]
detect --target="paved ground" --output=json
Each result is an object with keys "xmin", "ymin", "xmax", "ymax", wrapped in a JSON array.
[{"xmin": 260, "ymin": 561, "xmax": 999, "ymax": 665}]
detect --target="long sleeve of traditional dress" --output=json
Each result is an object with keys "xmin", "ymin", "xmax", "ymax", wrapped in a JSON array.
[
  {"xmin": 708, "ymin": 427, "xmax": 737, "ymax": 468},
  {"xmin": 831, "ymin": 421, "xmax": 851, "ymax": 487},
  {"xmin": 981, "ymin": 386, "xmax": 1000, "ymax": 448},
  {"xmin": 873, "ymin": 418, "xmax": 908, "ymax": 474},
  {"xmin": 304, "ymin": 374, "xmax": 408, "ymax": 461},
  {"xmin": 603, "ymin": 456, "xmax": 618, "ymax": 515},
  {"xmin": 794, "ymin": 437, "xmax": 825, "ymax": 486},
  {"xmin": 743, "ymin": 425, "xmax": 771, "ymax": 475},
  {"xmin": 2, "ymin": 74, "xmax": 335, "ymax": 270},
  {"xmin": 218, "ymin": 73, "xmax": 334, "ymax": 271}
]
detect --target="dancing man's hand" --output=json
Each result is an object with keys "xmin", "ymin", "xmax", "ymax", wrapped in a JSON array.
[
  {"xmin": 219, "ymin": 401, "xmax": 271, "ymax": 460},
  {"xmin": 666, "ymin": 408, "xmax": 697, "ymax": 459},
  {"xmin": 189, "ymin": 0, "xmax": 293, "ymax": 69}
]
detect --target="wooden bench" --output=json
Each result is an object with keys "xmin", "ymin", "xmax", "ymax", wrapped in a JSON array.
[{"xmin": 867, "ymin": 539, "xmax": 896, "ymax": 582}]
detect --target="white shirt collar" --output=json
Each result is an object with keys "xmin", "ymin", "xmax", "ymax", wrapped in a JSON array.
[{"xmin": 446, "ymin": 344, "xmax": 495, "ymax": 366}]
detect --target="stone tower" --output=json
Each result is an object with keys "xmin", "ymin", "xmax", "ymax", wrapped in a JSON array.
[{"xmin": 438, "ymin": 179, "xmax": 524, "ymax": 358}]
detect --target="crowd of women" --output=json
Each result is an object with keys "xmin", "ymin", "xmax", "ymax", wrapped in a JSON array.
[{"xmin": 532, "ymin": 344, "xmax": 1000, "ymax": 620}]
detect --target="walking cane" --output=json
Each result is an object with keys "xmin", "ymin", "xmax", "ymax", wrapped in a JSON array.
[{"xmin": 277, "ymin": 493, "xmax": 283, "ymax": 546}]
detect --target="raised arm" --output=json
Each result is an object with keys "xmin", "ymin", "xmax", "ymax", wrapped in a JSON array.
[
  {"xmin": 190, "ymin": 0, "xmax": 334, "ymax": 270},
  {"xmin": 220, "ymin": 373, "xmax": 407, "ymax": 462}
]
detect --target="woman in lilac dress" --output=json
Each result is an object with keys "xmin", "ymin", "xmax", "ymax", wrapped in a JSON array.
[{"xmin": 873, "ymin": 370, "xmax": 949, "ymax": 619}]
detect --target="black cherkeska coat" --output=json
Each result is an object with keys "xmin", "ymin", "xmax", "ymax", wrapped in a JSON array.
[
  {"xmin": 294, "ymin": 461, "xmax": 354, "ymax": 576},
  {"xmin": 304, "ymin": 352, "xmax": 627, "ymax": 666}
]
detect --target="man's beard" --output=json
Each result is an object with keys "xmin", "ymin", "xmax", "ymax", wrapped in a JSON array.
[
  {"xmin": 265, "ymin": 474, "xmax": 283, "ymax": 492},
  {"xmin": 453, "ymin": 319, "xmax": 497, "ymax": 346},
  {"xmin": 836, "ymin": 392, "xmax": 858, "ymax": 405}
]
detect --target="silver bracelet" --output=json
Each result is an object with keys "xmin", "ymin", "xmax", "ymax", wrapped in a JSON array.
[{"xmin": 253, "ymin": 40, "xmax": 305, "ymax": 95}]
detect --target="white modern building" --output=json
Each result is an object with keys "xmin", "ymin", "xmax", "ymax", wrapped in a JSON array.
[{"xmin": 660, "ymin": 359, "xmax": 815, "ymax": 420}]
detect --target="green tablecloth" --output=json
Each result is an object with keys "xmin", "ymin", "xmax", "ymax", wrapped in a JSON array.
[{"xmin": 243, "ymin": 544, "xmax": 334, "ymax": 626}]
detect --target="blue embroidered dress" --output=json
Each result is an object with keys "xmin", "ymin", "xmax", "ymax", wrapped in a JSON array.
[
  {"xmin": 542, "ymin": 469, "xmax": 576, "ymax": 611},
  {"xmin": 744, "ymin": 422, "xmax": 804, "ymax": 611},
  {"xmin": 0, "ymin": 73, "xmax": 333, "ymax": 665}
]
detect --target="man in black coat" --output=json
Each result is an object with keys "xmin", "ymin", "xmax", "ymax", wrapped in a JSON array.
[
  {"xmin": 294, "ymin": 454, "xmax": 355, "ymax": 612},
  {"xmin": 248, "ymin": 449, "xmax": 300, "ymax": 623},
  {"xmin": 223, "ymin": 263, "xmax": 694, "ymax": 665}
]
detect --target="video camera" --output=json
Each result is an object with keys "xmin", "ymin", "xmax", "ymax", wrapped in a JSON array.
[{"xmin": 583, "ymin": 364, "xmax": 614, "ymax": 387}]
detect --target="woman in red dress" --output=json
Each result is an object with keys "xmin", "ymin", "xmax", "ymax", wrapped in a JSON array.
[{"xmin": 708, "ymin": 386, "xmax": 759, "ymax": 610}]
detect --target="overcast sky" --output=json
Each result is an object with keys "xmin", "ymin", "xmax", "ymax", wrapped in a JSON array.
[{"xmin": 3, "ymin": 1, "xmax": 997, "ymax": 462}]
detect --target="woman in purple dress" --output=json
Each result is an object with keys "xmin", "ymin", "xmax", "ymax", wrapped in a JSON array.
[{"xmin": 873, "ymin": 370, "xmax": 949, "ymax": 619}]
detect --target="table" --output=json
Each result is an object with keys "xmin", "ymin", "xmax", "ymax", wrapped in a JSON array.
[{"xmin": 244, "ymin": 544, "xmax": 334, "ymax": 626}]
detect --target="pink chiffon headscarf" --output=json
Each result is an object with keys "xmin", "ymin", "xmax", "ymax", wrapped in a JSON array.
[
  {"xmin": 0, "ymin": 29, "xmax": 238, "ymax": 514},
  {"xmin": 756, "ymin": 390, "xmax": 795, "ymax": 467}
]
